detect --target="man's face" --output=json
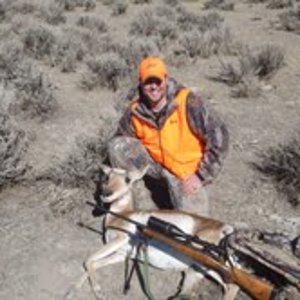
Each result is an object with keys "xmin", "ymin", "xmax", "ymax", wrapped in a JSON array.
[{"xmin": 141, "ymin": 76, "xmax": 168, "ymax": 108}]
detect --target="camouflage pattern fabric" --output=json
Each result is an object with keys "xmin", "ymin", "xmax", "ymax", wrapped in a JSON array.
[
  {"xmin": 224, "ymin": 229, "xmax": 300, "ymax": 290},
  {"xmin": 115, "ymin": 77, "xmax": 229, "ymax": 186},
  {"xmin": 107, "ymin": 136, "xmax": 209, "ymax": 215}
]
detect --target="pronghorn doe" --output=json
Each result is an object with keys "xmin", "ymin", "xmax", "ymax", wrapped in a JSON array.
[{"xmin": 78, "ymin": 164, "xmax": 239, "ymax": 299}]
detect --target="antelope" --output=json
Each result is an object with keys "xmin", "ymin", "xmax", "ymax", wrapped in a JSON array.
[{"xmin": 77, "ymin": 164, "xmax": 239, "ymax": 300}]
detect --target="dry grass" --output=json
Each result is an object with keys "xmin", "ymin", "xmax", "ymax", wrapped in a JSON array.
[{"xmin": 252, "ymin": 135, "xmax": 300, "ymax": 206}]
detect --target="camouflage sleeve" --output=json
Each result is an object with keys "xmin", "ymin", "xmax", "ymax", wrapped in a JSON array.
[
  {"xmin": 114, "ymin": 108, "xmax": 164, "ymax": 179},
  {"xmin": 186, "ymin": 91, "xmax": 229, "ymax": 185},
  {"xmin": 115, "ymin": 107, "xmax": 136, "ymax": 137}
]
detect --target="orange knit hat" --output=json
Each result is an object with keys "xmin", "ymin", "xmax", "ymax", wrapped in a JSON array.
[{"xmin": 139, "ymin": 57, "xmax": 168, "ymax": 83}]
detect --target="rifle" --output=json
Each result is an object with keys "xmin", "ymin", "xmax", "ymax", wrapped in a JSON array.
[{"xmin": 86, "ymin": 201, "xmax": 275, "ymax": 300}]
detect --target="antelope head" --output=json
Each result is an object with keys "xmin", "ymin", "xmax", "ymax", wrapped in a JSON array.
[{"xmin": 96, "ymin": 164, "xmax": 149, "ymax": 205}]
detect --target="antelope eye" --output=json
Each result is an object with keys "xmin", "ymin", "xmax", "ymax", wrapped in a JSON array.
[{"xmin": 125, "ymin": 176, "xmax": 130, "ymax": 184}]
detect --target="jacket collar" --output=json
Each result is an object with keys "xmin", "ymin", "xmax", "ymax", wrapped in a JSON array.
[{"xmin": 132, "ymin": 77, "xmax": 184, "ymax": 129}]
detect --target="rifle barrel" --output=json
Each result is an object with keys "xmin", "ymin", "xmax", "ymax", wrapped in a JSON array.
[{"xmin": 141, "ymin": 227, "xmax": 274, "ymax": 300}]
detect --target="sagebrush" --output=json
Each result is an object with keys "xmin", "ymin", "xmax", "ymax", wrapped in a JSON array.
[{"xmin": 252, "ymin": 136, "xmax": 300, "ymax": 206}]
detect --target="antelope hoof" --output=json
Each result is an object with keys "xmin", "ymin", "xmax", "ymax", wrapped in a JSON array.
[{"xmin": 92, "ymin": 284, "xmax": 106, "ymax": 300}]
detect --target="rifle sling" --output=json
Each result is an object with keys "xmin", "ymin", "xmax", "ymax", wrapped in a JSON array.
[{"xmin": 141, "ymin": 227, "xmax": 275, "ymax": 300}]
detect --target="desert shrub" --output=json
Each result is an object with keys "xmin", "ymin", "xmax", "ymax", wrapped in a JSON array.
[
  {"xmin": 111, "ymin": 0, "xmax": 128, "ymax": 16},
  {"xmin": 203, "ymin": 0, "xmax": 235, "ymax": 10},
  {"xmin": 176, "ymin": 9, "xmax": 224, "ymax": 32},
  {"xmin": 14, "ymin": 66, "xmax": 58, "ymax": 119},
  {"xmin": 0, "ymin": 0, "xmax": 14, "ymax": 22},
  {"xmin": 250, "ymin": 45, "xmax": 284, "ymax": 78},
  {"xmin": 0, "ymin": 41, "xmax": 58, "ymax": 119},
  {"xmin": 163, "ymin": 0, "xmax": 179, "ymax": 6},
  {"xmin": 231, "ymin": 75, "xmax": 262, "ymax": 98},
  {"xmin": 0, "ymin": 111, "xmax": 29, "ymax": 189},
  {"xmin": 0, "ymin": 40, "xmax": 25, "ymax": 82},
  {"xmin": 252, "ymin": 136, "xmax": 300, "ymax": 206},
  {"xmin": 67, "ymin": 27, "xmax": 106, "ymax": 57},
  {"xmin": 267, "ymin": 0, "xmax": 294, "ymax": 9},
  {"xmin": 216, "ymin": 45, "xmax": 283, "ymax": 97},
  {"xmin": 22, "ymin": 25, "xmax": 56, "ymax": 60},
  {"xmin": 42, "ymin": 116, "xmax": 117, "ymax": 188},
  {"xmin": 82, "ymin": 52, "xmax": 128, "ymax": 91},
  {"xmin": 82, "ymin": 0, "xmax": 96, "ymax": 11},
  {"xmin": 39, "ymin": 1, "xmax": 66, "ymax": 25},
  {"xmin": 76, "ymin": 15, "xmax": 108, "ymax": 33},
  {"xmin": 217, "ymin": 45, "xmax": 284, "ymax": 85},
  {"xmin": 119, "ymin": 37, "xmax": 160, "ymax": 76},
  {"xmin": 132, "ymin": 0, "xmax": 152, "ymax": 4},
  {"xmin": 56, "ymin": 0, "xmax": 77, "ymax": 11},
  {"xmin": 277, "ymin": 6, "xmax": 300, "ymax": 33},
  {"xmin": 179, "ymin": 27, "xmax": 234, "ymax": 58},
  {"xmin": 130, "ymin": 10, "xmax": 178, "ymax": 42},
  {"xmin": 246, "ymin": 0, "xmax": 268, "ymax": 3},
  {"xmin": 50, "ymin": 30, "xmax": 86, "ymax": 72},
  {"xmin": 11, "ymin": 1, "xmax": 36, "ymax": 15},
  {"xmin": 56, "ymin": 0, "xmax": 96, "ymax": 11}
]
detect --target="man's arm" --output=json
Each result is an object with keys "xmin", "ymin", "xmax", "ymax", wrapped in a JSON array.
[
  {"xmin": 186, "ymin": 92, "xmax": 229, "ymax": 186},
  {"xmin": 115, "ymin": 107, "xmax": 136, "ymax": 137}
]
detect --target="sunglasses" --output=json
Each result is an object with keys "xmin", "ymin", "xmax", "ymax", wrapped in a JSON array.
[{"xmin": 142, "ymin": 77, "xmax": 163, "ymax": 87}]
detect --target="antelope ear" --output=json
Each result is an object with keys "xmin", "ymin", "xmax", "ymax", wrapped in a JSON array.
[
  {"xmin": 127, "ymin": 164, "xmax": 149, "ymax": 183},
  {"xmin": 99, "ymin": 164, "xmax": 111, "ymax": 174}
]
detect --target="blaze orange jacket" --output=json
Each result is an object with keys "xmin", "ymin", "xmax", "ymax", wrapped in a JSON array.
[
  {"xmin": 131, "ymin": 88, "xmax": 205, "ymax": 179},
  {"xmin": 116, "ymin": 78, "xmax": 229, "ymax": 185}
]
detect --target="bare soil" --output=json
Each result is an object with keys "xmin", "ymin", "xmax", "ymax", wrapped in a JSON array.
[{"xmin": 0, "ymin": 1, "xmax": 299, "ymax": 300}]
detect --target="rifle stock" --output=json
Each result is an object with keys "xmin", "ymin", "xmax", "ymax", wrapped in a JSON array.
[{"xmin": 141, "ymin": 227, "xmax": 274, "ymax": 300}]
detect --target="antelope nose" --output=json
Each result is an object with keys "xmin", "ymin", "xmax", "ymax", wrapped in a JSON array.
[{"xmin": 102, "ymin": 190, "xmax": 112, "ymax": 197}]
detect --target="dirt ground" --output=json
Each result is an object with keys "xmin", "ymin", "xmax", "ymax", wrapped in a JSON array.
[{"xmin": 0, "ymin": 1, "xmax": 300, "ymax": 300}]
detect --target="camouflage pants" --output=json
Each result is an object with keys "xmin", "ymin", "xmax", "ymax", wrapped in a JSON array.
[{"xmin": 107, "ymin": 137, "xmax": 209, "ymax": 216}]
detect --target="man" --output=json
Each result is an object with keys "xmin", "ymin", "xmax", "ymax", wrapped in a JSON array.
[{"xmin": 108, "ymin": 57, "xmax": 229, "ymax": 216}]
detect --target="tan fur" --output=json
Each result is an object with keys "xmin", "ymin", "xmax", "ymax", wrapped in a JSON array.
[{"xmin": 77, "ymin": 165, "xmax": 239, "ymax": 299}]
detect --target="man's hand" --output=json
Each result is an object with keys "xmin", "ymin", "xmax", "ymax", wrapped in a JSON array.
[{"xmin": 182, "ymin": 174, "xmax": 202, "ymax": 195}]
